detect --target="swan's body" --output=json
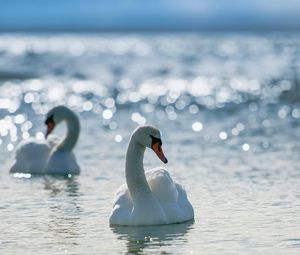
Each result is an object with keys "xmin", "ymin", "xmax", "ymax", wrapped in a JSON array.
[
  {"xmin": 109, "ymin": 126, "xmax": 194, "ymax": 226},
  {"xmin": 9, "ymin": 136, "xmax": 56, "ymax": 174},
  {"xmin": 9, "ymin": 106, "xmax": 80, "ymax": 175}
]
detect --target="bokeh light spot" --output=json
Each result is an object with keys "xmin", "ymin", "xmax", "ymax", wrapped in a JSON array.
[
  {"xmin": 114, "ymin": 134, "xmax": 123, "ymax": 143},
  {"xmin": 102, "ymin": 109, "xmax": 113, "ymax": 120},
  {"xmin": 7, "ymin": 143, "xmax": 14, "ymax": 151},
  {"xmin": 219, "ymin": 131, "xmax": 228, "ymax": 140},
  {"xmin": 35, "ymin": 132, "xmax": 44, "ymax": 140},
  {"xmin": 242, "ymin": 143, "xmax": 250, "ymax": 151},
  {"xmin": 192, "ymin": 122, "xmax": 203, "ymax": 132}
]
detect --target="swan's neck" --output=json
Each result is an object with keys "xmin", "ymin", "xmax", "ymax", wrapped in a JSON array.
[
  {"xmin": 125, "ymin": 138, "xmax": 151, "ymax": 199},
  {"xmin": 58, "ymin": 114, "xmax": 80, "ymax": 151}
]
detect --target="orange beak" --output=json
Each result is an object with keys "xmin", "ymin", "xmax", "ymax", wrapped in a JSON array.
[
  {"xmin": 45, "ymin": 122, "xmax": 55, "ymax": 138},
  {"xmin": 151, "ymin": 143, "xmax": 168, "ymax": 164}
]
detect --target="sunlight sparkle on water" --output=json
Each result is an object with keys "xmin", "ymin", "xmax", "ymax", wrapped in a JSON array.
[
  {"xmin": 219, "ymin": 131, "xmax": 228, "ymax": 140},
  {"xmin": 22, "ymin": 132, "xmax": 30, "ymax": 140},
  {"xmin": 13, "ymin": 173, "xmax": 31, "ymax": 178},
  {"xmin": 292, "ymin": 108, "xmax": 300, "ymax": 118},
  {"xmin": 47, "ymin": 85, "xmax": 66, "ymax": 102},
  {"xmin": 131, "ymin": 112, "xmax": 146, "ymax": 125},
  {"xmin": 236, "ymin": 123, "xmax": 245, "ymax": 131},
  {"xmin": 192, "ymin": 122, "xmax": 203, "ymax": 132},
  {"xmin": 14, "ymin": 114, "xmax": 26, "ymax": 124},
  {"xmin": 83, "ymin": 101, "xmax": 93, "ymax": 111},
  {"xmin": 23, "ymin": 93, "xmax": 33, "ymax": 104},
  {"xmin": 278, "ymin": 106, "xmax": 290, "ymax": 119},
  {"xmin": 0, "ymin": 117, "xmax": 14, "ymax": 136},
  {"xmin": 242, "ymin": 143, "xmax": 250, "ymax": 151},
  {"xmin": 232, "ymin": 128, "xmax": 239, "ymax": 136},
  {"xmin": 102, "ymin": 109, "xmax": 113, "ymax": 120},
  {"xmin": 7, "ymin": 143, "xmax": 14, "ymax": 151},
  {"xmin": 109, "ymin": 122, "xmax": 118, "ymax": 130},
  {"xmin": 189, "ymin": 104, "xmax": 199, "ymax": 114},
  {"xmin": 11, "ymin": 135, "xmax": 18, "ymax": 142},
  {"xmin": 105, "ymin": 98, "xmax": 115, "ymax": 108},
  {"xmin": 35, "ymin": 132, "xmax": 44, "ymax": 140},
  {"xmin": 21, "ymin": 121, "xmax": 32, "ymax": 132},
  {"xmin": 114, "ymin": 134, "xmax": 123, "ymax": 143}
]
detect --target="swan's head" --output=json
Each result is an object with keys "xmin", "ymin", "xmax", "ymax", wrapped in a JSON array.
[
  {"xmin": 132, "ymin": 125, "xmax": 168, "ymax": 164},
  {"xmin": 45, "ymin": 105, "xmax": 76, "ymax": 138}
]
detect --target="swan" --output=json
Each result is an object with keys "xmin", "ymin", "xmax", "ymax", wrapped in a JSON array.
[
  {"xmin": 9, "ymin": 106, "xmax": 80, "ymax": 175},
  {"xmin": 109, "ymin": 125, "xmax": 194, "ymax": 226}
]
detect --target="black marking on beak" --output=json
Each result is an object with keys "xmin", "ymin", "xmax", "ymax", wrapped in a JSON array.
[
  {"xmin": 45, "ymin": 115, "xmax": 55, "ymax": 126},
  {"xmin": 45, "ymin": 115, "xmax": 55, "ymax": 138},
  {"xmin": 150, "ymin": 135, "xmax": 162, "ymax": 147}
]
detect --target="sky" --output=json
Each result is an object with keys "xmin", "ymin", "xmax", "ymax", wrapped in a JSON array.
[{"xmin": 0, "ymin": 0, "xmax": 300, "ymax": 31}]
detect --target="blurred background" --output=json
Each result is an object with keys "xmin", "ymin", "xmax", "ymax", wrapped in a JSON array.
[
  {"xmin": 1, "ymin": 1, "xmax": 300, "ymax": 255},
  {"xmin": 1, "ymin": 0, "xmax": 300, "ymax": 31}
]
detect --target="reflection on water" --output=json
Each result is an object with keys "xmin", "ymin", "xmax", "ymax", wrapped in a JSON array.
[
  {"xmin": 43, "ymin": 176, "xmax": 80, "ymax": 197},
  {"xmin": 111, "ymin": 220, "xmax": 194, "ymax": 254},
  {"xmin": 44, "ymin": 176, "xmax": 82, "ymax": 249}
]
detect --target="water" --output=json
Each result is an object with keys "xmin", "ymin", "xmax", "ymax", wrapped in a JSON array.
[{"xmin": 0, "ymin": 32, "xmax": 300, "ymax": 254}]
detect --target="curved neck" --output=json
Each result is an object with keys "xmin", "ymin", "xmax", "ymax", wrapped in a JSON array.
[
  {"xmin": 125, "ymin": 137, "xmax": 151, "ymax": 199},
  {"xmin": 58, "ymin": 113, "xmax": 80, "ymax": 151}
]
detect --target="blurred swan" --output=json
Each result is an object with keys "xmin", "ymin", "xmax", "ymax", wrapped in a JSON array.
[
  {"xmin": 10, "ymin": 106, "xmax": 80, "ymax": 175},
  {"xmin": 9, "ymin": 135, "xmax": 59, "ymax": 174},
  {"xmin": 109, "ymin": 125, "xmax": 194, "ymax": 226}
]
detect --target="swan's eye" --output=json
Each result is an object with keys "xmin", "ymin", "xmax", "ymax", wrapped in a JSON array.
[{"xmin": 150, "ymin": 135, "xmax": 162, "ymax": 147}]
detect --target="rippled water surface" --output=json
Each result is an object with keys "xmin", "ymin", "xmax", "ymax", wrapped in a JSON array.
[{"xmin": 0, "ymin": 32, "xmax": 300, "ymax": 254}]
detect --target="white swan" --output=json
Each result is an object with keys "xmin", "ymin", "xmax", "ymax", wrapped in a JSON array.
[
  {"xmin": 9, "ymin": 106, "xmax": 80, "ymax": 175},
  {"xmin": 109, "ymin": 125, "xmax": 194, "ymax": 226}
]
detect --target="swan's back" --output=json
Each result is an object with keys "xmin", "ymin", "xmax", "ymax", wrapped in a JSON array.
[
  {"xmin": 10, "ymin": 138, "xmax": 51, "ymax": 174},
  {"xmin": 10, "ymin": 135, "xmax": 60, "ymax": 174}
]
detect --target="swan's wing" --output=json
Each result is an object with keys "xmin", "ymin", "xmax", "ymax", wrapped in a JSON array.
[
  {"xmin": 10, "ymin": 138, "xmax": 51, "ymax": 174},
  {"xmin": 174, "ymin": 182, "xmax": 194, "ymax": 219},
  {"xmin": 110, "ymin": 183, "xmax": 133, "ymax": 225},
  {"xmin": 112, "ymin": 183, "xmax": 132, "ymax": 209},
  {"xmin": 146, "ymin": 167, "xmax": 178, "ymax": 203},
  {"xmin": 146, "ymin": 168, "xmax": 194, "ymax": 222}
]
